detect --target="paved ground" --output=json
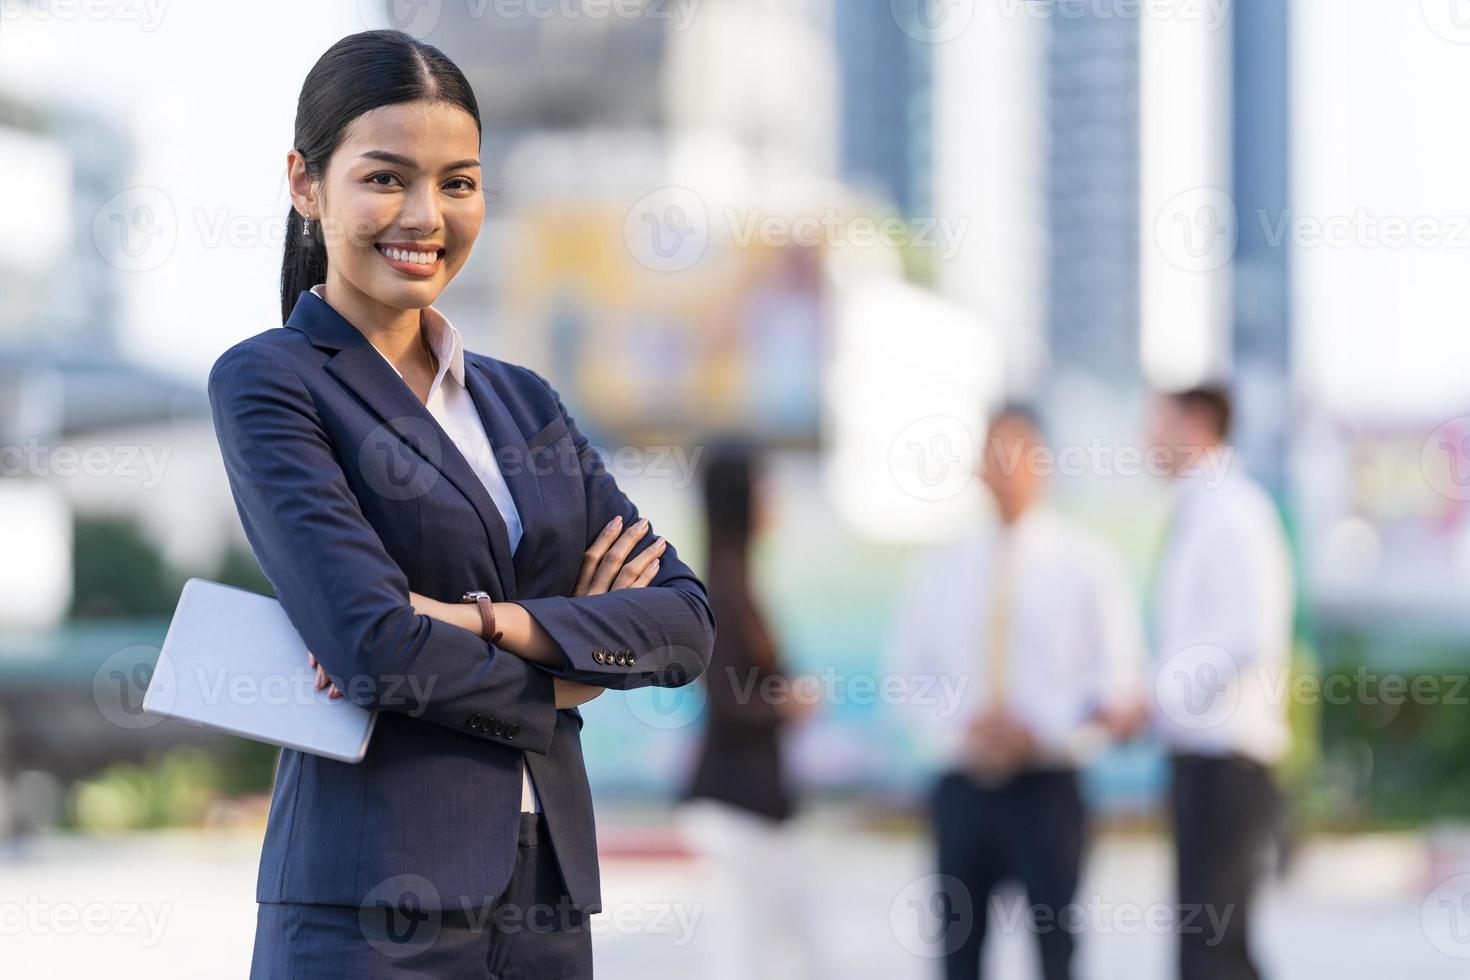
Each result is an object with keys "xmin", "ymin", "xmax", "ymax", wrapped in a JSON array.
[{"xmin": 0, "ymin": 810, "xmax": 1465, "ymax": 979}]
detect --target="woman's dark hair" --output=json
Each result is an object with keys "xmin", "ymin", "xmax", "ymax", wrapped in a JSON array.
[
  {"xmin": 281, "ymin": 29, "xmax": 482, "ymax": 323},
  {"xmin": 700, "ymin": 439, "xmax": 759, "ymax": 547}
]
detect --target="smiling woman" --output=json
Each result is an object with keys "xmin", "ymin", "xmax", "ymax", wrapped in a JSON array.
[{"xmin": 210, "ymin": 28, "xmax": 715, "ymax": 980}]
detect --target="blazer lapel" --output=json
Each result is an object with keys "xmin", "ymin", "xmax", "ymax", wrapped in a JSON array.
[
  {"xmin": 466, "ymin": 358, "xmax": 546, "ymax": 595},
  {"xmin": 284, "ymin": 290, "xmax": 517, "ymax": 599}
]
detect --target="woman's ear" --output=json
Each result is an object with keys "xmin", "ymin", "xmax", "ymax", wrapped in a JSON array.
[{"xmin": 286, "ymin": 149, "xmax": 316, "ymax": 216}]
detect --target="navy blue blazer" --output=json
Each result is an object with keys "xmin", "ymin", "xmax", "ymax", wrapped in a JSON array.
[{"xmin": 206, "ymin": 289, "xmax": 715, "ymax": 913}]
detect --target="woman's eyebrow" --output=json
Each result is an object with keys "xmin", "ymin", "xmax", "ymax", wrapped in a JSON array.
[{"xmin": 358, "ymin": 149, "xmax": 481, "ymax": 171}]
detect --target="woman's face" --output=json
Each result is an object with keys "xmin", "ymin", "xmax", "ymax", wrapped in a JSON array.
[{"xmin": 291, "ymin": 99, "xmax": 484, "ymax": 312}]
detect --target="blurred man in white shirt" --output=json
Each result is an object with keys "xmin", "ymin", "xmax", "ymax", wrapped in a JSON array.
[
  {"xmin": 1146, "ymin": 384, "xmax": 1293, "ymax": 980},
  {"xmin": 888, "ymin": 405, "xmax": 1145, "ymax": 980}
]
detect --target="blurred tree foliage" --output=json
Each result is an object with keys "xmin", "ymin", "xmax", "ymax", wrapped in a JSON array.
[
  {"xmin": 1311, "ymin": 631, "xmax": 1470, "ymax": 830},
  {"xmin": 68, "ymin": 515, "xmax": 182, "ymax": 618},
  {"xmin": 212, "ymin": 540, "xmax": 275, "ymax": 597}
]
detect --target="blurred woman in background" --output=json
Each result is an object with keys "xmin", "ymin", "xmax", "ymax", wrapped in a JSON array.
[{"xmin": 679, "ymin": 441, "xmax": 820, "ymax": 980}]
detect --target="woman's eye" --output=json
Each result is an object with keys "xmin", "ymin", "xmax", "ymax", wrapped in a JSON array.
[
  {"xmin": 367, "ymin": 172, "xmax": 400, "ymax": 187},
  {"xmin": 446, "ymin": 177, "xmax": 476, "ymax": 192}
]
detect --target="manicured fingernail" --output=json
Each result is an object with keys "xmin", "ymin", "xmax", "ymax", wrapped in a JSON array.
[
  {"xmin": 608, "ymin": 516, "xmax": 621, "ymax": 528},
  {"xmin": 636, "ymin": 518, "xmax": 649, "ymax": 529}
]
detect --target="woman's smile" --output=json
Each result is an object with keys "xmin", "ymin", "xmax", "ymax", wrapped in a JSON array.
[{"xmin": 375, "ymin": 241, "xmax": 445, "ymax": 277}]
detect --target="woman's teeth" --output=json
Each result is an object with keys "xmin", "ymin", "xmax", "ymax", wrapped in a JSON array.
[{"xmin": 377, "ymin": 245, "xmax": 439, "ymax": 265}]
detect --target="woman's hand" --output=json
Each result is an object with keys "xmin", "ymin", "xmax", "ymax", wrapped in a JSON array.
[
  {"xmin": 574, "ymin": 515, "xmax": 666, "ymax": 595},
  {"xmin": 554, "ymin": 678, "xmax": 605, "ymax": 709},
  {"xmin": 307, "ymin": 650, "xmax": 343, "ymax": 700}
]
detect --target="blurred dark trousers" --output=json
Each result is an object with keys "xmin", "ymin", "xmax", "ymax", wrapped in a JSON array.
[
  {"xmin": 1171, "ymin": 753, "xmax": 1280, "ymax": 980},
  {"xmin": 248, "ymin": 812, "xmax": 592, "ymax": 979},
  {"xmin": 931, "ymin": 767, "xmax": 1085, "ymax": 980}
]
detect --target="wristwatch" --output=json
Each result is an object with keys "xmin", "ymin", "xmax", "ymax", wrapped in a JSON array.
[{"xmin": 459, "ymin": 590, "xmax": 502, "ymax": 645}]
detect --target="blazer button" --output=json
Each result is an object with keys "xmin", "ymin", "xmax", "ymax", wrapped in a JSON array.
[
  {"xmin": 592, "ymin": 650, "xmax": 605, "ymax": 664},
  {"xmin": 626, "ymin": 654, "xmax": 637, "ymax": 666},
  {"xmin": 468, "ymin": 713, "xmax": 484, "ymax": 730},
  {"xmin": 506, "ymin": 723, "xmax": 520, "ymax": 739},
  {"xmin": 614, "ymin": 652, "xmax": 627, "ymax": 666},
  {"xmin": 492, "ymin": 720, "xmax": 508, "ymax": 737}
]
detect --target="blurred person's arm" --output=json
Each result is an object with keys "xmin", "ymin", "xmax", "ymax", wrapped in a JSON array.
[
  {"xmin": 504, "ymin": 369, "xmax": 715, "ymax": 691},
  {"xmin": 1093, "ymin": 545, "xmax": 1151, "ymax": 740},
  {"xmin": 208, "ymin": 342, "xmax": 561, "ymax": 754}
]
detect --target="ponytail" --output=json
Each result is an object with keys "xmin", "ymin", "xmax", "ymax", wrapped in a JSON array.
[{"xmin": 281, "ymin": 205, "xmax": 328, "ymax": 323}]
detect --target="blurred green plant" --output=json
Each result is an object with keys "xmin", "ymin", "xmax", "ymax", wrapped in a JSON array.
[
  {"xmin": 67, "ymin": 747, "xmax": 221, "ymax": 832},
  {"xmin": 68, "ymin": 515, "xmax": 182, "ymax": 619},
  {"xmin": 212, "ymin": 541, "xmax": 274, "ymax": 597}
]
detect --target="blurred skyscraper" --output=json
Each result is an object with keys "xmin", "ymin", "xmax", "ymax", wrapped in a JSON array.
[
  {"xmin": 834, "ymin": 0, "xmax": 934, "ymax": 219},
  {"xmin": 0, "ymin": 94, "xmax": 125, "ymax": 360},
  {"xmin": 1230, "ymin": 0, "xmax": 1292, "ymax": 498},
  {"xmin": 1045, "ymin": 9, "xmax": 1140, "ymax": 386}
]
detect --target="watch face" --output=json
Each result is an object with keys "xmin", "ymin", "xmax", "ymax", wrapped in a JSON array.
[{"xmin": 461, "ymin": 591, "xmax": 490, "ymax": 602}]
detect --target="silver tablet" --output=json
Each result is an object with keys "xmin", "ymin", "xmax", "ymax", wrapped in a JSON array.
[{"xmin": 143, "ymin": 577, "xmax": 378, "ymax": 763}]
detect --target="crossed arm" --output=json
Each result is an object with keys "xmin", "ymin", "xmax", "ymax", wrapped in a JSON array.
[{"xmin": 208, "ymin": 342, "xmax": 714, "ymax": 756}]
